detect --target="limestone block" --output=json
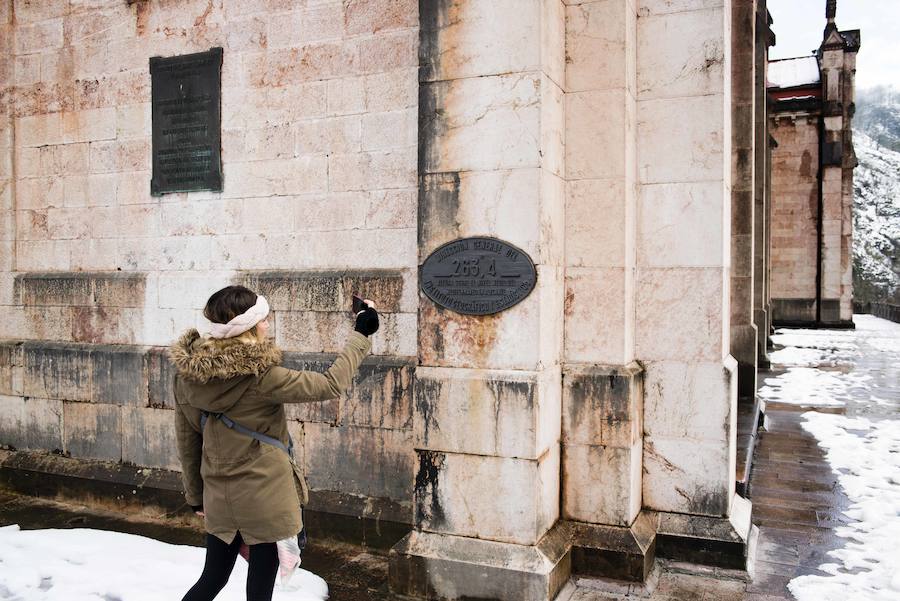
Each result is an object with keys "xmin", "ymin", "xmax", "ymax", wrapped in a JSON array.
[
  {"xmin": 222, "ymin": 83, "xmax": 326, "ymax": 129},
  {"xmin": 389, "ymin": 526, "xmax": 571, "ymax": 601},
  {"xmin": 414, "ymin": 446, "xmax": 559, "ymax": 545},
  {"xmin": 420, "ymin": 73, "xmax": 541, "ymax": 174},
  {"xmin": 277, "ymin": 310, "xmax": 414, "ymax": 357},
  {"xmin": 64, "ymin": 401, "xmax": 121, "ymax": 462},
  {"xmin": 122, "ymin": 407, "xmax": 179, "ymax": 471},
  {"xmin": 0, "ymin": 395, "xmax": 24, "ymax": 448},
  {"xmin": 419, "ymin": 0, "xmax": 540, "ymax": 82},
  {"xmin": 643, "ymin": 359, "xmax": 735, "ymax": 443},
  {"xmin": 637, "ymin": 0, "xmax": 723, "ymax": 17},
  {"xmin": 565, "ymin": 0, "xmax": 635, "ymax": 93},
  {"xmin": 156, "ymin": 272, "xmax": 228, "ymax": 310},
  {"xmin": 361, "ymin": 109, "xmax": 416, "ymax": 152},
  {"xmin": 16, "ymin": 209, "xmax": 50, "ymax": 242},
  {"xmin": 23, "ymin": 341, "xmax": 92, "ymax": 402},
  {"xmin": 566, "ymin": 179, "xmax": 627, "ymax": 268},
  {"xmin": 564, "ymin": 267, "xmax": 628, "ymax": 366},
  {"xmin": 72, "ymin": 307, "xmax": 126, "ymax": 344},
  {"xmin": 91, "ymin": 345, "xmax": 148, "ymax": 406},
  {"xmin": 5, "ymin": 306, "xmax": 73, "ymax": 342},
  {"xmin": 566, "ymin": 88, "xmax": 630, "ymax": 180},
  {"xmin": 223, "ymin": 157, "xmax": 328, "ymax": 198},
  {"xmin": 40, "ymin": 142, "xmax": 89, "ymax": 175},
  {"xmin": 637, "ymin": 94, "xmax": 725, "ymax": 184},
  {"xmin": 304, "ymin": 422, "xmax": 415, "ymax": 502},
  {"xmin": 328, "ymin": 149, "xmax": 416, "ymax": 192},
  {"xmin": 168, "ymin": 199, "xmax": 242, "ymax": 237},
  {"xmin": 15, "ymin": 19, "xmax": 64, "ymax": 54},
  {"xmin": 365, "ymin": 188, "xmax": 416, "ymax": 231},
  {"xmin": 0, "ymin": 342, "xmax": 23, "ymax": 396},
  {"xmin": 62, "ymin": 174, "xmax": 89, "ymax": 207},
  {"xmin": 562, "ymin": 440, "xmax": 642, "ymax": 526},
  {"xmin": 643, "ymin": 435, "xmax": 732, "ymax": 516},
  {"xmin": 637, "ymin": 6, "xmax": 725, "ymax": 100},
  {"xmin": 14, "ymin": 272, "xmax": 91, "ymax": 307},
  {"xmin": 115, "ymin": 103, "xmax": 151, "ymax": 140},
  {"xmin": 635, "ymin": 267, "xmax": 725, "ymax": 362},
  {"xmin": 540, "ymin": 171, "xmax": 567, "ymax": 267},
  {"xmin": 418, "ymin": 169, "xmax": 542, "ymax": 263},
  {"xmin": 87, "ymin": 173, "xmax": 116, "ymax": 206},
  {"xmin": 93, "ymin": 272, "xmax": 147, "ymax": 308},
  {"xmin": 23, "ymin": 397, "xmax": 64, "ymax": 451},
  {"xmin": 47, "ymin": 207, "xmax": 91, "ymax": 239},
  {"xmin": 638, "ymin": 181, "xmax": 725, "ymax": 267},
  {"xmin": 295, "ymin": 116, "xmax": 362, "ymax": 156},
  {"xmin": 16, "ymin": 113, "xmax": 64, "ymax": 147},
  {"xmin": 343, "ymin": 0, "xmax": 417, "ymax": 36},
  {"xmin": 541, "ymin": 75, "xmax": 565, "ymax": 178},
  {"xmin": 541, "ymin": 0, "xmax": 566, "ymax": 86},
  {"xmin": 266, "ymin": 3, "xmax": 343, "ymax": 49},
  {"xmin": 413, "ymin": 366, "xmax": 560, "ymax": 460},
  {"xmin": 562, "ymin": 363, "xmax": 642, "ymax": 448},
  {"xmin": 17, "ymin": 176, "xmax": 64, "ymax": 210},
  {"xmin": 147, "ymin": 347, "xmax": 176, "ymax": 410},
  {"xmin": 16, "ymin": 240, "xmax": 72, "ymax": 271},
  {"xmin": 418, "ymin": 288, "xmax": 542, "ymax": 371},
  {"xmin": 357, "ymin": 29, "xmax": 418, "ymax": 75},
  {"xmin": 364, "ymin": 68, "xmax": 418, "ymax": 113},
  {"xmin": 12, "ymin": 0, "xmax": 68, "ymax": 23}
]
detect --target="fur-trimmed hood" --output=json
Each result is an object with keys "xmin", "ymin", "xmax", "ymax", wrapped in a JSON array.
[{"xmin": 169, "ymin": 329, "xmax": 282, "ymax": 384}]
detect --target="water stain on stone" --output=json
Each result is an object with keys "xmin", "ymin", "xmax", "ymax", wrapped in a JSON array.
[{"xmin": 414, "ymin": 450, "xmax": 445, "ymax": 528}]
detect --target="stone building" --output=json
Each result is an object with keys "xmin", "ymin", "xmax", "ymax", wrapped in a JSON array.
[
  {"xmin": 0, "ymin": 1, "xmax": 853, "ymax": 599},
  {"xmin": 767, "ymin": 1, "xmax": 859, "ymax": 327}
]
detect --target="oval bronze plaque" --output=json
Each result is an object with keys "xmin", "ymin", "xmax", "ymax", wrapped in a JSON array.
[{"xmin": 420, "ymin": 237, "xmax": 537, "ymax": 315}]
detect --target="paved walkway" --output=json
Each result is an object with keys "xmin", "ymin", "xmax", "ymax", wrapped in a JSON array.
[{"xmin": 1, "ymin": 315, "xmax": 897, "ymax": 600}]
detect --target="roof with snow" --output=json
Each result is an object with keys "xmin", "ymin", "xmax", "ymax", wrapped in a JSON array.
[{"xmin": 768, "ymin": 56, "xmax": 820, "ymax": 89}]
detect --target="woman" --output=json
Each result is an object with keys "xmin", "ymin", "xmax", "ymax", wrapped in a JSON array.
[{"xmin": 170, "ymin": 285, "xmax": 378, "ymax": 601}]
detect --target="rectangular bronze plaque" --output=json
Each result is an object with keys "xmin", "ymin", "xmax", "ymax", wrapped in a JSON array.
[{"xmin": 150, "ymin": 47, "xmax": 223, "ymax": 195}]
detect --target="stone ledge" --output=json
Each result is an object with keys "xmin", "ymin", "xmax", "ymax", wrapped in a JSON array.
[
  {"xmin": 0, "ymin": 450, "xmax": 412, "ymax": 550},
  {"xmin": 238, "ymin": 269, "xmax": 406, "ymax": 313},
  {"xmin": 655, "ymin": 494, "xmax": 756, "ymax": 570},
  {"xmin": 389, "ymin": 523, "xmax": 572, "ymax": 601},
  {"xmin": 568, "ymin": 511, "xmax": 657, "ymax": 583}
]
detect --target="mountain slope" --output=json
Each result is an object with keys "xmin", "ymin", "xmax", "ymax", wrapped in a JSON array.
[{"xmin": 852, "ymin": 129, "xmax": 900, "ymax": 303}]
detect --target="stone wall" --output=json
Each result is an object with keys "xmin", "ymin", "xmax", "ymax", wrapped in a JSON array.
[
  {"xmin": 769, "ymin": 113, "xmax": 820, "ymax": 323},
  {"xmin": 0, "ymin": 0, "xmax": 419, "ymax": 526}
]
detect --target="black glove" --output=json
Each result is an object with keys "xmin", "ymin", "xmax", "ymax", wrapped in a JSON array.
[{"xmin": 354, "ymin": 306, "xmax": 379, "ymax": 336}]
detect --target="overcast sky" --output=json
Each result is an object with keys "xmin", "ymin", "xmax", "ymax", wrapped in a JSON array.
[{"xmin": 767, "ymin": 0, "xmax": 899, "ymax": 90}]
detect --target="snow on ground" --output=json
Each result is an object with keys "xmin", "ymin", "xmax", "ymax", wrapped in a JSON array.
[
  {"xmin": 788, "ymin": 414, "xmax": 900, "ymax": 601},
  {"xmin": 0, "ymin": 526, "xmax": 328, "ymax": 601},
  {"xmin": 764, "ymin": 315, "xmax": 900, "ymax": 600}
]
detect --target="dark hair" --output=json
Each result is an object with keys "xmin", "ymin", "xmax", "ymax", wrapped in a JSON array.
[{"xmin": 203, "ymin": 285, "xmax": 258, "ymax": 324}]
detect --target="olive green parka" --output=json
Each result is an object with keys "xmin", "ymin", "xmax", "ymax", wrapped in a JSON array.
[{"xmin": 170, "ymin": 329, "xmax": 371, "ymax": 545}]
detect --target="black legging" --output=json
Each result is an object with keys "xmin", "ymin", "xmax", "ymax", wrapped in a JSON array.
[{"xmin": 182, "ymin": 532, "xmax": 279, "ymax": 601}]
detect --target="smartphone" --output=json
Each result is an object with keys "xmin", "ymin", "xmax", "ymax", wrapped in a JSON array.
[{"xmin": 351, "ymin": 294, "xmax": 368, "ymax": 315}]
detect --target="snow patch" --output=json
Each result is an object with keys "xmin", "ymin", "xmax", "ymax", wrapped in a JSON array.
[
  {"xmin": 789, "ymin": 414, "xmax": 900, "ymax": 601},
  {"xmin": 0, "ymin": 527, "xmax": 328, "ymax": 601}
]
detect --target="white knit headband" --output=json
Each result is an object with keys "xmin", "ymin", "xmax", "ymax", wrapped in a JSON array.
[{"xmin": 206, "ymin": 295, "xmax": 270, "ymax": 339}]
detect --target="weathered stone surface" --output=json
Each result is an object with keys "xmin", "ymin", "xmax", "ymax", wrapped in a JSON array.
[
  {"xmin": 304, "ymin": 422, "xmax": 415, "ymax": 504},
  {"xmin": 643, "ymin": 435, "xmax": 733, "ymax": 516},
  {"xmin": 91, "ymin": 345, "xmax": 147, "ymax": 406},
  {"xmin": 656, "ymin": 494, "xmax": 755, "ymax": 569},
  {"xmin": 564, "ymin": 268, "xmax": 629, "ymax": 366},
  {"xmin": 23, "ymin": 341, "xmax": 92, "ymax": 402},
  {"xmin": 121, "ymin": 406, "xmax": 178, "ymax": 471},
  {"xmin": 643, "ymin": 359, "xmax": 734, "ymax": 443},
  {"xmin": 147, "ymin": 347, "xmax": 176, "ymax": 410},
  {"xmin": 414, "ymin": 447, "xmax": 559, "ymax": 546},
  {"xmin": 14, "ymin": 272, "xmax": 146, "ymax": 308},
  {"xmin": 414, "ymin": 366, "xmax": 560, "ymax": 460},
  {"xmin": 565, "ymin": 0, "xmax": 635, "ymax": 93},
  {"xmin": 0, "ymin": 342, "xmax": 23, "ymax": 396},
  {"xmin": 562, "ymin": 363, "xmax": 642, "ymax": 448},
  {"xmin": 569, "ymin": 512, "xmax": 657, "ymax": 582},
  {"xmin": 562, "ymin": 440, "xmax": 642, "ymax": 526},
  {"xmin": 389, "ymin": 524, "xmax": 571, "ymax": 601},
  {"xmin": 63, "ymin": 401, "xmax": 121, "ymax": 462}
]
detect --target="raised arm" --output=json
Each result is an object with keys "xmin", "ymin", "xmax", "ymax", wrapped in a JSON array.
[{"xmin": 257, "ymin": 332, "xmax": 372, "ymax": 403}]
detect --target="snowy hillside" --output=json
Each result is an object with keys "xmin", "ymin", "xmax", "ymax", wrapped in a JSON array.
[
  {"xmin": 852, "ymin": 129, "xmax": 900, "ymax": 303},
  {"xmin": 855, "ymin": 87, "xmax": 900, "ymax": 153}
]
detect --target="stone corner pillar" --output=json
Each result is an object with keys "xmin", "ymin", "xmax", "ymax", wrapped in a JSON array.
[
  {"xmin": 389, "ymin": 1, "xmax": 570, "ymax": 599},
  {"xmin": 635, "ymin": 0, "xmax": 754, "ymax": 570}
]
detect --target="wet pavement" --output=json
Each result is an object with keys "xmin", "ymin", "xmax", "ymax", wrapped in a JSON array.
[{"xmin": 1, "ymin": 315, "xmax": 897, "ymax": 600}]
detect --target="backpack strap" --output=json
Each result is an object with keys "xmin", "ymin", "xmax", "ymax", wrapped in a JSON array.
[{"xmin": 200, "ymin": 411, "xmax": 295, "ymax": 460}]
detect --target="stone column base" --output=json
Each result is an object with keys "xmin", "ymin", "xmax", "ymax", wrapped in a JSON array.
[
  {"xmin": 389, "ymin": 524, "xmax": 571, "ymax": 601},
  {"xmin": 655, "ymin": 494, "xmax": 757, "ymax": 570},
  {"xmin": 754, "ymin": 308, "xmax": 770, "ymax": 368},
  {"xmin": 730, "ymin": 324, "xmax": 758, "ymax": 399},
  {"xmin": 569, "ymin": 511, "xmax": 656, "ymax": 582}
]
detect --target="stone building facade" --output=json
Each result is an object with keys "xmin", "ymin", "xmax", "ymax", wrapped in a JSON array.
[
  {"xmin": 0, "ymin": 1, "xmax": 847, "ymax": 599},
  {"xmin": 767, "ymin": 3, "xmax": 859, "ymax": 327}
]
